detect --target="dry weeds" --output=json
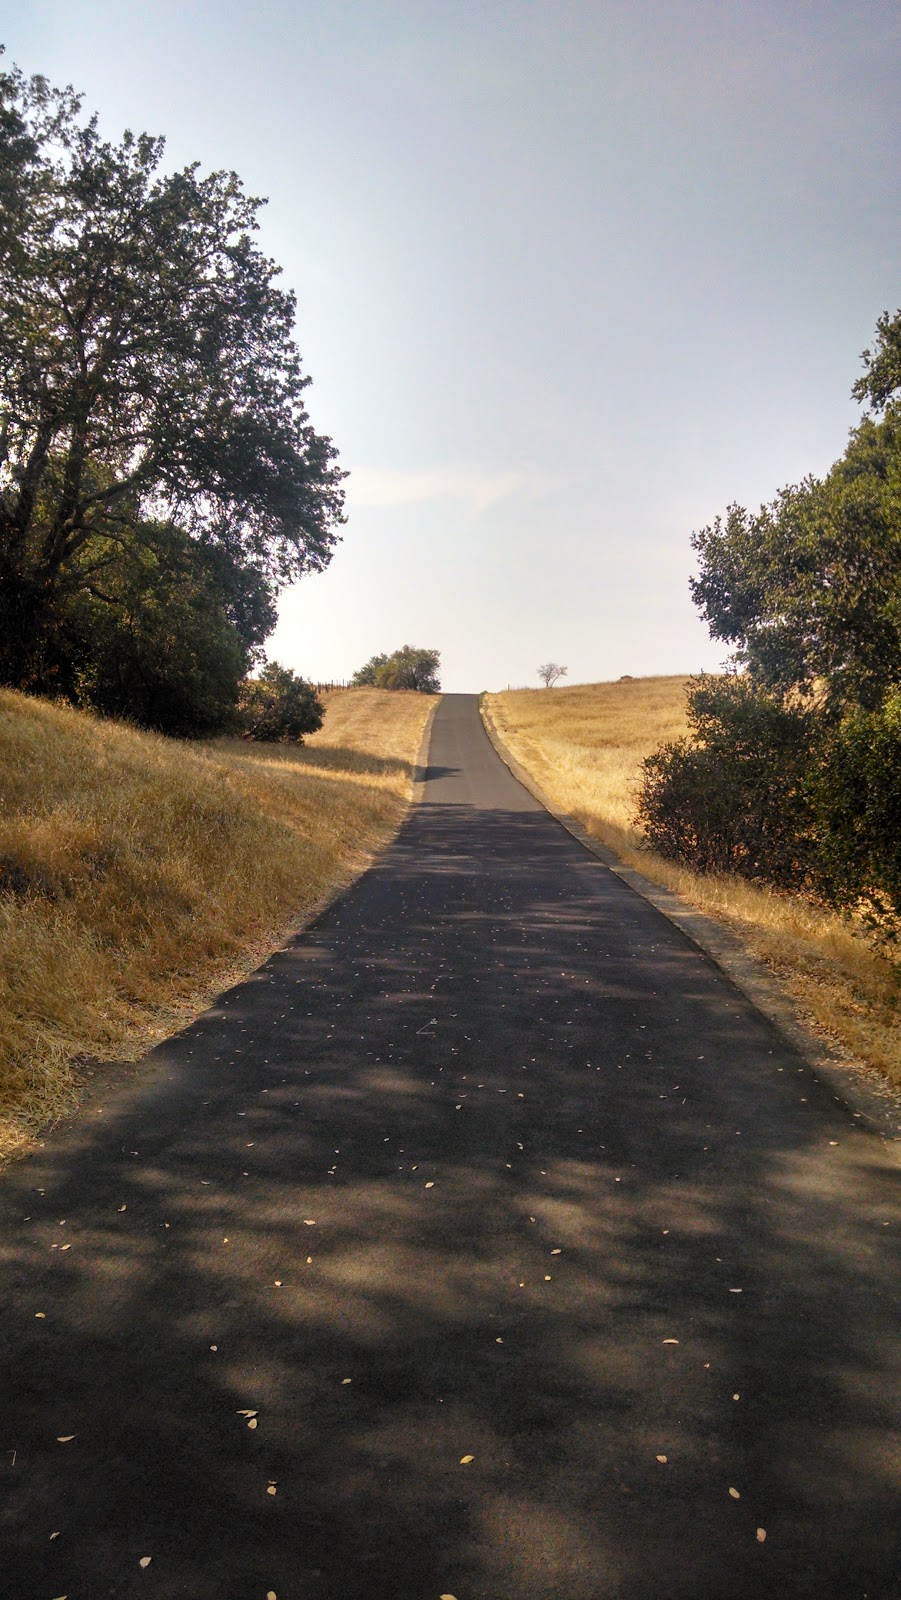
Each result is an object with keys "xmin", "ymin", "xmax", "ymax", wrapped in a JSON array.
[
  {"xmin": 485, "ymin": 679, "xmax": 900, "ymax": 1090},
  {"xmin": 0, "ymin": 687, "xmax": 435, "ymax": 1160}
]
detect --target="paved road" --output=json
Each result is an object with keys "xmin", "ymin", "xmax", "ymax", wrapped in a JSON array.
[{"xmin": 1, "ymin": 694, "xmax": 898, "ymax": 1600}]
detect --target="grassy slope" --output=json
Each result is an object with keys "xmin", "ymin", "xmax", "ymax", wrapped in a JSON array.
[
  {"xmin": 485, "ymin": 678, "xmax": 900, "ymax": 1089},
  {"xmin": 0, "ymin": 687, "xmax": 435, "ymax": 1158}
]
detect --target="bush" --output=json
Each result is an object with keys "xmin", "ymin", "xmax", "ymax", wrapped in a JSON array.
[
  {"xmin": 637, "ymin": 676, "xmax": 820, "ymax": 888},
  {"xmin": 64, "ymin": 531, "xmax": 255, "ymax": 738},
  {"xmin": 239, "ymin": 664, "xmax": 324, "ymax": 742},
  {"xmin": 814, "ymin": 691, "xmax": 901, "ymax": 941}
]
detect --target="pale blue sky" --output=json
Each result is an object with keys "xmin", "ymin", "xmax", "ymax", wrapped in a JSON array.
[{"xmin": 4, "ymin": 1, "xmax": 900, "ymax": 689}]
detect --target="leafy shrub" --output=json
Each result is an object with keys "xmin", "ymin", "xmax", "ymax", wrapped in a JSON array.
[
  {"xmin": 64, "ymin": 527, "xmax": 257, "ymax": 737},
  {"xmin": 637, "ymin": 676, "xmax": 820, "ymax": 888},
  {"xmin": 814, "ymin": 691, "xmax": 901, "ymax": 941},
  {"xmin": 239, "ymin": 664, "xmax": 324, "ymax": 743}
]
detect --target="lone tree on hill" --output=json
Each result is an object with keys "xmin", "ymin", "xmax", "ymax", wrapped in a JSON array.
[
  {"xmin": 0, "ymin": 60, "xmax": 345, "ymax": 700},
  {"xmin": 538, "ymin": 663, "xmax": 568, "ymax": 687},
  {"xmin": 353, "ymin": 645, "xmax": 440, "ymax": 692}
]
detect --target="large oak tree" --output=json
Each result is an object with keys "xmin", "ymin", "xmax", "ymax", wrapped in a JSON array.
[{"xmin": 0, "ymin": 61, "xmax": 345, "ymax": 689}]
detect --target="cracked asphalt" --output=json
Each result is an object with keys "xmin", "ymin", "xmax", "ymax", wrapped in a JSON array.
[{"xmin": 1, "ymin": 692, "xmax": 898, "ymax": 1600}]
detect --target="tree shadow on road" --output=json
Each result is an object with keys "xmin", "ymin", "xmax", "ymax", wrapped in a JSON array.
[{"xmin": 1, "ymin": 805, "xmax": 899, "ymax": 1600}]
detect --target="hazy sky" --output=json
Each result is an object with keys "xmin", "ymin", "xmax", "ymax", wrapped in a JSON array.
[{"xmin": 5, "ymin": 1, "xmax": 901, "ymax": 690}]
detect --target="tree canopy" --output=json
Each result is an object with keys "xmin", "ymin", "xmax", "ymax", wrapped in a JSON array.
[
  {"xmin": 690, "ymin": 315, "xmax": 901, "ymax": 714},
  {"xmin": 639, "ymin": 309, "xmax": 901, "ymax": 942},
  {"xmin": 0, "ymin": 58, "xmax": 345, "ymax": 710},
  {"xmin": 352, "ymin": 645, "xmax": 441, "ymax": 693}
]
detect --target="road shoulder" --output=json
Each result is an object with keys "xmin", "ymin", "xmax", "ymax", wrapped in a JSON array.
[{"xmin": 480, "ymin": 697, "xmax": 901, "ymax": 1145}]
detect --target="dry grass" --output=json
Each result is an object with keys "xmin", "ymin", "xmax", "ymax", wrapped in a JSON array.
[
  {"xmin": 485, "ymin": 679, "xmax": 900, "ymax": 1090},
  {"xmin": 0, "ymin": 687, "xmax": 435, "ymax": 1160}
]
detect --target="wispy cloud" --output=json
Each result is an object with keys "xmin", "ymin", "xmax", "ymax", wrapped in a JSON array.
[{"xmin": 347, "ymin": 466, "xmax": 565, "ymax": 515}]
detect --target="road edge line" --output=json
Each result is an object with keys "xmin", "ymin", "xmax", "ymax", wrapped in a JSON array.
[{"xmin": 479, "ymin": 697, "xmax": 901, "ymax": 1144}]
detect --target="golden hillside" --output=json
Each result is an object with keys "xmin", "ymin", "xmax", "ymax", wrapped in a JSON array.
[
  {"xmin": 0, "ymin": 687, "xmax": 435, "ymax": 1159},
  {"xmin": 485, "ymin": 678, "xmax": 899, "ymax": 1090}
]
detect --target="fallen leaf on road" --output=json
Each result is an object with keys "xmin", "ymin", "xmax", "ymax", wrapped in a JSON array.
[
  {"xmin": 460, "ymin": 1455, "xmax": 474, "ymax": 1465},
  {"xmin": 656, "ymin": 1454, "xmax": 668, "ymax": 1463},
  {"xmin": 139, "ymin": 1556, "xmax": 152, "ymax": 1567},
  {"xmin": 756, "ymin": 1528, "xmax": 766, "ymax": 1542},
  {"xmin": 118, "ymin": 1205, "xmax": 127, "ymax": 1212},
  {"xmin": 303, "ymin": 1219, "xmax": 316, "ymax": 1225},
  {"xmin": 267, "ymin": 1482, "xmax": 277, "ymax": 1495},
  {"xmin": 56, "ymin": 1436, "xmax": 75, "ymax": 1443},
  {"xmin": 248, "ymin": 1418, "xmax": 258, "ymax": 1429},
  {"xmin": 551, "ymin": 1248, "xmax": 561, "ymax": 1255},
  {"xmin": 728, "ymin": 1487, "xmax": 740, "ymax": 1499},
  {"xmin": 35, "ymin": 1312, "xmax": 46, "ymax": 1319},
  {"xmin": 50, "ymin": 1531, "xmax": 60, "ymax": 1539},
  {"xmin": 425, "ymin": 1181, "xmax": 435, "ymax": 1188},
  {"xmin": 342, "ymin": 1378, "xmax": 352, "ymax": 1385},
  {"xmin": 662, "ymin": 1339, "xmax": 679, "ymax": 1345},
  {"xmin": 237, "ymin": 1409, "xmax": 258, "ymax": 1418}
]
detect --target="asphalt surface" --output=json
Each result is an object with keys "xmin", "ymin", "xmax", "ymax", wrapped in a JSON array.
[{"xmin": 1, "ymin": 692, "xmax": 899, "ymax": 1600}]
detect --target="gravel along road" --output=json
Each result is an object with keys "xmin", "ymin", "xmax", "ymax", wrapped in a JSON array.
[{"xmin": 1, "ymin": 692, "xmax": 898, "ymax": 1599}]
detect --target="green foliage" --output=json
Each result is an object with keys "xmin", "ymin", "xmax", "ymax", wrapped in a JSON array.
[
  {"xmin": 813, "ymin": 692, "xmax": 901, "ymax": 941},
  {"xmin": 239, "ymin": 663, "xmax": 324, "ymax": 743},
  {"xmin": 641, "ymin": 309, "xmax": 901, "ymax": 943},
  {"xmin": 60, "ymin": 523, "xmax": 269, "ymax": 736},
  {"xmin": 852, "ymin": 306, "xmax": 901, "ymax": 410},
  {"xmin": 690, "ymin": 408, "xmax": 901, "ymax": 711},
  {"xmin": 351, "ymin": 653, "xmax": 390, "ymax": 687},
  {"xmin": 638, "ymin": 676, "xmax": 820, "ymax": 887},
  {"xmin": 352, "ymin": 645, "xmax": 440, "ymax": 692},
  {"xmin": 0, "ymin": 59, "xmax": 345, "ymax": 698}
]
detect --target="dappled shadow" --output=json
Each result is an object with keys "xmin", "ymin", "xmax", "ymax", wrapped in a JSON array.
[{"xmin": 0, "ymin": 799, "xmax": 899, "ymax": 1599}]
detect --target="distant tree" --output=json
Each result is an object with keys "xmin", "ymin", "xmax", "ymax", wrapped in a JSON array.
[
  {"xmin": 239, "ymin": 662, "xmax": 324, "ymax": 742},
  {"xmin": 351, "ymin": 653, "xmax": 389, "ymax": 687},
  {"xmin": 0, "ymin": 60, "xmax": 345, "ymax": 693},
  {"xmin": 353, "ymin": 645, "xmax": 440, "ymax": 692},
  {"xmin": 537, "ymin": 663, "xmax": 568, "ymax": 687}
]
